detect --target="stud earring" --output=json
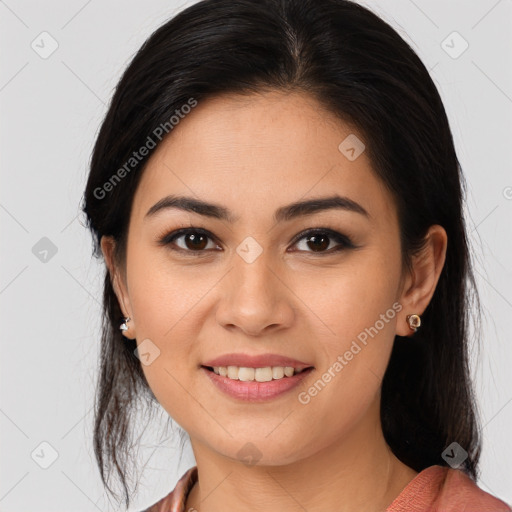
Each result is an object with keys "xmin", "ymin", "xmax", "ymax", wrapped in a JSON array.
[
  {"xmin": 120, "ymin": 316, "xmax": 131, "ymax": 333},
  {"xmin": 406, "ymin": 314, "xmax": 421, "ymax": 332}
]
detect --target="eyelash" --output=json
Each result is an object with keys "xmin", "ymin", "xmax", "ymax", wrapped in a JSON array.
[{"xmin": 156, "ymin": 227, "xmax": 357, "ymax": 256}]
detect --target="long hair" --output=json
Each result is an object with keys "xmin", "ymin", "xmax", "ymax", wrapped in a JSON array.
[{"xmin": 81, "ymin": 0, "xmax": 482, "ymax": 508}]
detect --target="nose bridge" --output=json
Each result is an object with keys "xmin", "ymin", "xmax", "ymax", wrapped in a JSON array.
[
  {"xmin": 215, "ymin": 237, "xmax": 293, "ymax": 334},
  {"xmin": 231, "ymin": 237, "xmax": 276, "ymax": 301}
]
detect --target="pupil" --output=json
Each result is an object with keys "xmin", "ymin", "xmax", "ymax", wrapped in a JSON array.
[
  {"xmin": 186, "ymin": 233, "xmax": 207, "ymax": 250},
  {"xmin": 307, "ymin": 234, "xmax": 329, "ymax": 251}
]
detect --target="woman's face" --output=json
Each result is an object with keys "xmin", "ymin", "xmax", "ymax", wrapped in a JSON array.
[{"xmin": 105, "ymin": 90, "xmax": 418, "ymax": 465}]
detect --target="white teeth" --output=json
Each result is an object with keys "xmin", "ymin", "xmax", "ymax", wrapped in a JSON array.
[
  {"xmin": 255, "ymin": 367, "xmax": 273, "ymax": 382},
  {"xmin": 284, "ymin": 367, "xmax": 295, "ymax": 377},
  {"xmin": 227, "ymin": 366, "xmax": 239, "ymax": 379},
  {"xmin": 238, "ymin": 367, "xmax": 254, "ymax": 381},
  {"xmin": 210, "ymin": 365, "xmax": 306, "ymax": 382},
  {"xmin": 272, "ymin": 366, "xmax": 284, "ymax": 379}
]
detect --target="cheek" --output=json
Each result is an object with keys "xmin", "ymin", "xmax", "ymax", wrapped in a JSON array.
[
  {"xmin": 126, "ymin": 244, "xmax": 206, "ymax": 338},
  {"xmin": 124, "ymin": 246, "xmax": 242, "ymax": 418},
  {"xmin": 296, "ymin": 247, "xmax": 401, "ymax": 347},
  {"xmin": 295, "ymin": 248, "xmax": 401, "ymax": 403}
]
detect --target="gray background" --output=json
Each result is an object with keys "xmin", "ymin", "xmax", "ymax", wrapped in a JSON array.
[{"xmin": 1, "ymin": 0, "xmax": 511, "ymax": 510}]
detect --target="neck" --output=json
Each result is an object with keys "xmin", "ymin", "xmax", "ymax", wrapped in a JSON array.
[{"xmin": 185, "ymin": 399, "xmax": 418, "ymax": 512}]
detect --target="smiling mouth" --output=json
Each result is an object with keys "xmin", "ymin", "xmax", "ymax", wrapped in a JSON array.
[{"xmin": 201, "ymin": 365, "xmax": 314, "ymax": 382}]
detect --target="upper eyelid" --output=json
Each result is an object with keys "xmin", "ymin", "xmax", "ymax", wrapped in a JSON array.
[
  {"xmin": 160, "ymin": 226, "xmax": 354, "ymax": 250},
  {"xmin": 289, "ymin": 227, "xmax": 351, "ymax": 244}
]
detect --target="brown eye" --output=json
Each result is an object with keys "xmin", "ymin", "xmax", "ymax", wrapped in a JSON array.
[
  {"xmin": 292, "ymin": 229, "xmax": 355, "ymax": 254},
  {"xmin": 158, "ymin": 227, "xmax": 356, "ymax": 256},
  {"xmin": 158, "ymin": 228, "xmax": 218, "ymax": 253},
  {"xmin": 181, "ymin": 232, "xmax": 209, "ymax": 251},
  {"xmin": 303, "ymin": 233, "xmax": 330, "ymax": 252}
]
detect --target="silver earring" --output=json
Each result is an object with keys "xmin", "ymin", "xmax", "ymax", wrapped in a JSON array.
[{"xmin": 120, "ymin": 317, "xmax": 131, "ymax": 332}]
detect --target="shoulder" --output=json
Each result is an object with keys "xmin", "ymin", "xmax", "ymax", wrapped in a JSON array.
[
  {"xmin": 139, "ymin": 466, "xmax": 198, "ymax": 512},
  {"xmin": 438, "ymin": 466, "xmax": 511, "ymax": 512},
  {"xmin": 387, "ymin": 465, "xmax": 511, "ymax": 512}
]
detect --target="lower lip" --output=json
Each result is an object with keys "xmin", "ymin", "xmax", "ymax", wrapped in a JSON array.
[{"xmin": 202, "ymin": 367, "xmax": 314, "ymax": 402}]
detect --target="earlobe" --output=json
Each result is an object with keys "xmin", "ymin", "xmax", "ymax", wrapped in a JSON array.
[
  {"xmin": 100, "ymin": 236, "xmax": 134, "ymax": 332},
  {"xmin": 396, "ymin": 224, "xmax": 448, "ymax": 337}
]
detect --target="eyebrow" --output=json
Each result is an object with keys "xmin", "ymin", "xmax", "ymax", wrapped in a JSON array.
[{"xmin": 144, "ymin": 194, "xmax": 370, "ymax": 223}]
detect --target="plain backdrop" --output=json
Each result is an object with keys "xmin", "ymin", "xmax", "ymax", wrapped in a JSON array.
[{"xmin": 1, "ymin": 0, "xmax": 511, "ymax": 510}]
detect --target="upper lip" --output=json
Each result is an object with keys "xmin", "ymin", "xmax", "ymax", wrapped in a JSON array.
[{"xmin": 202, "ymin": 353, "xmax": 314, "ymax": 371}]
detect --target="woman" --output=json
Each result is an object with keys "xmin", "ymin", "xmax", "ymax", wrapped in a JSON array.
[{"xmin": 81, "ymin": 0, "xmax": 512, "ymax": 510}]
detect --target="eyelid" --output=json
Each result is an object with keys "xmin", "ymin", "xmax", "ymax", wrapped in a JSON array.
[
  {"xmin": 157, "ymin": 226, "xmax": 357, "ymax": 254},
  {"xmin": 156, "ymin": 227, "xmax": 220, "ymax": 250},
  {"xmin": 288, "ymin": 227, "xmax": 356, "ymax": 250}
]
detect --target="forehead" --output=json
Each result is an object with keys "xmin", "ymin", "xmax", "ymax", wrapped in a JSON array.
[{"xmin": 131, "ymin": 90, "xmax": 397, "ymax": 228}]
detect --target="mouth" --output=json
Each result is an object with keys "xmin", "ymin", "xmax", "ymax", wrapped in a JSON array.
[
  {"xmin": 201, "ymin": 365, "xmax": 314, "ymax": 382},
  {"xmin": 201, "ymin": 364, "xmax": 315, "ymax": 402},
  {"xmin": 202, "ymin": 353, "xmax": 314, "ymax": 374}
]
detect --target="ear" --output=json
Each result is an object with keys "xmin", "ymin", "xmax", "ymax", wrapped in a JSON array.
[
  {"xmin": 100, "ymin": 235, "xmax": 135, "ymax": 336},
  {"xmin": 396, "ymin": 225, "xmax": 448, "ymax": 337}
]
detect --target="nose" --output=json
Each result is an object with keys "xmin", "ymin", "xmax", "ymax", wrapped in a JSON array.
[{"xmin": 215, "ymin": 251, "xmax": 295, "ymax": 337}]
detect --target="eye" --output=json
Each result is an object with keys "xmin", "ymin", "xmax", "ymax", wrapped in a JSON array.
[
  {"xmin": 157, "ymin": 227, "xmax": 356, "ymax": 256},
  {"xmin": 290, "ymin": 228, "xmax": 356, "ymax": 254},
  {"xmin": 158, "ymin": 228, "xmax": 219, "ymax": 254}
]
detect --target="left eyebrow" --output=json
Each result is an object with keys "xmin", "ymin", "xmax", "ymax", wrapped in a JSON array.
[{"xmin": 144, "ymin": 194, "xmax": 370, "ymax": 223}]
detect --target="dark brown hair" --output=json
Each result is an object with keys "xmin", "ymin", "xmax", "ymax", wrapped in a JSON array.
[{"xmin": 81, "ymin": 0, "xmax": 482, "ymax": 508}]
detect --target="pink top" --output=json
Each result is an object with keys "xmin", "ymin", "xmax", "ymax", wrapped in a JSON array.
[{"xmin": 142, "ymin": 464, "xmax": 512, "ymax": 512}]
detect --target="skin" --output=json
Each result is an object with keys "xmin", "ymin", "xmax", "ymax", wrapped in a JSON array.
[{"xmin": 101, "ymin": 90, "xmax": 447, "ymax": 512}]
